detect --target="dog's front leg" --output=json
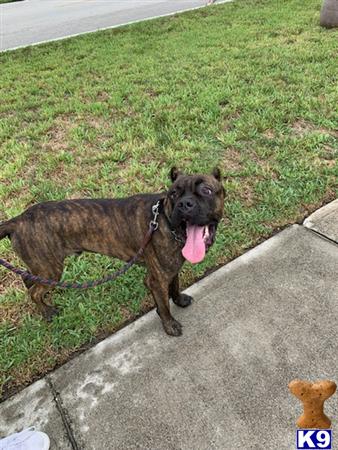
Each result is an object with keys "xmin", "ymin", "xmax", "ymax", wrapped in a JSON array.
[
  {"xmin": 169, "ymin": 275, "xmax": 193, "ymax": 308},
  {"xmin": 145, "ymin": 272, "xmax": 182, "ymax": 336}
]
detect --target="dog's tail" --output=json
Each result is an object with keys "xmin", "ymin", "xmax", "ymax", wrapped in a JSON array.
[{"xmin": 0, "ymin": 219, "xmax": 15, "ymax": 240}]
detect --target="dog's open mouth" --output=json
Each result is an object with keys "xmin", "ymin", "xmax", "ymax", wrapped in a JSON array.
[{"xmin": 182, "ymin": 222, "xmax": 217, "ymax": 264}]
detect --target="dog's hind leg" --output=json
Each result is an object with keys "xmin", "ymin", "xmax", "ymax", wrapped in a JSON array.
[
  {"xmin": 28, "ymin": 263, "xmax": 63, "ymax": 322},
  {"xmin": 10, "ymin": 233, "xmax": 64, "ymax": 320},
  {"xmin": 29, "ymin": 285, "xmax": 59, "ymax": 322}
]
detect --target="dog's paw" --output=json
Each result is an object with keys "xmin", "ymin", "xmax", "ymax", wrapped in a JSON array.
[
  {"xmin": 163, "ymin": 318, "xmax": 183, "ymax": 336},
  {"xmin": 43, "ymin": 305, "xmax": 60, "ymax": 322},
  {"xmin": 173, "ymin": 293, "xmax": 193, "ymax": 308}
]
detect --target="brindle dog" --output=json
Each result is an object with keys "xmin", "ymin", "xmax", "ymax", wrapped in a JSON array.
[{"xmin": 0, "ymin": 168, "xmax": 224, "ymax": 336}]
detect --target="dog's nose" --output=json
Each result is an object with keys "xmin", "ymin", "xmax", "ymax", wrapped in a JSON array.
[{"xmin": 178, "ymin": 197, "xmax": 196, "ymax": 213}]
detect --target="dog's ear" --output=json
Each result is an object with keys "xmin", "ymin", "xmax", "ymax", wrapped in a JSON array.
[
  {"xmin": 211, "ymin": 167, "xmax": 222, "ymax": 181},
  {"xmin": 170, "ymin": 167, "xmax": 182, "ymax": 182}
]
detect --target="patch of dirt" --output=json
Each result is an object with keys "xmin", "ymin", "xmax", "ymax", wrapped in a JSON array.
[
  {"xmin": 85, "ymin": 116, "xmax": 109, "ymax": 130},
  {"xmin": 291, "ymin": 119, "xmax": 314, "ymax": 136},
  {"xmin": 36, "ymin": 114, "xmax": 117, "ymax": 190},
  {"xmin": 313, "ymin": 157, "xmax": 336, "ymax": 169},
  {"xmin": 238, "ymin": 181, "xmax": 257, "ymax": 206},
  {"xmin": 43, "ymin": 114, "xmax": 77, "ymax": 152},
  {"xmin": 220, "ymin": 147, "xmax": 243, "ymax": 173},
  {"xmin": 248, "ymin": 151, "xmax": 278, "ymax": 179},
  {"xmin": 220, "ymin": 147, "xmax": 278, "ymax": 206},
  {"xmin": 96, "ymin": 91, "xmax": 110, "ymax": 102},
  {"xmin": 291, "ymin": 119, "xmax": 338, "ymax": 138},
  {"xmin": 225, "ymin": 178, "xmax": 257, "ymax": 207},
  {"xmin": 0, "ymin": 111, "xmax": 15, "ymax": 120},
  {"xmin": 0, "ymin": 271, "xmax": 23, "ymax": 296},
  {"xmin": 221, "ymin": 111, "xmax": 241, "ymax": 133},
  {"xmin": 144, "ymin": 88, "xmax": 160, "ymax": 98},
  {"xmin": 1, "ymin": 114, "xmax": 80, "ymax": 199},
  {"xmin": 321, "ymin": 144, "xmax": 337, "ymax": 160},
  {"xmin": 263, "ymin": 129, "xmax": 275, "ymax": 139},
  {"xmin": 0, "ymin": 299, "xmax": 36, "ymax": 327}
]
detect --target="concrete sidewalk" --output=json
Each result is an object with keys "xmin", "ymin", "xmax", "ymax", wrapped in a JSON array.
[{"xmin": 0, "ymin": 201, "xmax": 337, "ymax": 450}]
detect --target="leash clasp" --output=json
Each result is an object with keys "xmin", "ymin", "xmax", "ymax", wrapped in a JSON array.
[{"xmin": 150, "ymin": 201, "xmax": 160, "ymax": 231}]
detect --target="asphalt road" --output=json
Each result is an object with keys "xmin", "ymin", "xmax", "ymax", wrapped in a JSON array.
[{"xmin": 0, "ymin": 0, "xmax": 228, "ymax": 52}]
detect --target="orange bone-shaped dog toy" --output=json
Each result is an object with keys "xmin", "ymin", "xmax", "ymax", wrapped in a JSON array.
[{"xmin": 288, "ymin": 379, "xmax": 336, "ymax": 429}]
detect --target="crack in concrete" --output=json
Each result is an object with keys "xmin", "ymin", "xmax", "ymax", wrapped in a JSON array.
[
  {"xmin": 302, "ymin": 225, "xmax": 338, "ymax": 247},
  {"xmin": 46, "ymin": 377, "xmax": 81, "ymax": 450}
]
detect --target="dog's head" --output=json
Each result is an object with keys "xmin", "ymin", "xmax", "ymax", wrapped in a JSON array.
[{"xmin": 164, "ymin": 167, "xmax": 225, "ymax": 264}]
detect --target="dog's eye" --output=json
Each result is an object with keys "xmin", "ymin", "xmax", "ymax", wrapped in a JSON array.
[
  {"xmin": 201, "ymin": 186, "xmax": 213, "ymax": 196},
  {"xmin": 170, "ymin": 190, "xmax": 177, "ymax": 198}
]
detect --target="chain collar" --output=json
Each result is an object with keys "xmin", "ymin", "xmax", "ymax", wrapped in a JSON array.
[
  {"xmin": 170, "ymin": 229, "xmax": 185, "ymax": 245},
  {"xmin": 150, "ymin": 200, "xmax": 185, "ymax": 246}
]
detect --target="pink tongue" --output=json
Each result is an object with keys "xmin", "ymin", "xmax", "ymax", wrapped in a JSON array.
[{"xmin": 182, "ymin": 224, "xmax": 206, "ymax": 264}]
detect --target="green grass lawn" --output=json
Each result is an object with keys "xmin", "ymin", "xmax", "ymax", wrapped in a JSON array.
[{"xmin": 0, "ymin": 0, "xmax": 337, "ymax": 400}]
